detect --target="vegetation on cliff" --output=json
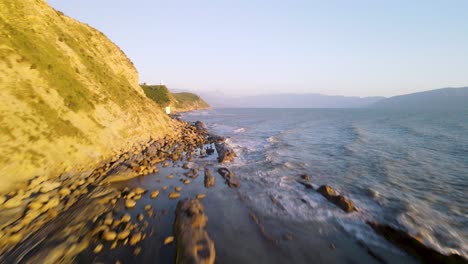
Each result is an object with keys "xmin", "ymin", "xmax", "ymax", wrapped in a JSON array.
[
  {"xmin": 0, "ymin": 0, "xmax": 172, "ymax": 192},
  {"xmin": 141, "ymin": 84, "xmax": 210, "ymax": 112}
]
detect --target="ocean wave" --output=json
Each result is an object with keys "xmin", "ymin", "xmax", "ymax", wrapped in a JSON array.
[{"xmin": 234, "ymin": 127, "xmax": 246, "ymax": 133}]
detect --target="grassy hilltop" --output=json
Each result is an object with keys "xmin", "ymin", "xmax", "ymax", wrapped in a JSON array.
[
  {"xmin": 0, "ymin": 0, "xmax": 175, "ymax": 192},
  {"xmin": 141, "ymin": 84, "xmax": 210, "ymax": 112}
]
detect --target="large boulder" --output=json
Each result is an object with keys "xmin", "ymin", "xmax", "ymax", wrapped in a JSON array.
[
  {"xmin": 217, "ymin": 168, "xmax": 240, "ymax": 188},
  {"xmin": 214, "ymin": 142, "xmax": 236, "ymax": 163},
  {"xmin": 174, "ymin": 199, "xmax": 215, "ymax": 264},
  {"xmin": 367, "ymin": 221, "xmax": 467, "ymax": 264},
  {"xmin": 317, "ymin": 185, "xmax": 355, "ymax": 213}
]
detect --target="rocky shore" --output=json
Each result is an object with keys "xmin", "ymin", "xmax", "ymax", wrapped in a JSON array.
[
  {"xmin": 0, "ymin": 117, "xmax": 236, "ymax": 263},
  {"xmin": 0, "ymin": 115, "xmax": 466, "ymax": 264}
]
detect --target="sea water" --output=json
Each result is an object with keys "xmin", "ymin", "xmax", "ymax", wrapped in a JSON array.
[{"xmin": 183, "ymin": 108, "xmax": 468, "ymax": 259}]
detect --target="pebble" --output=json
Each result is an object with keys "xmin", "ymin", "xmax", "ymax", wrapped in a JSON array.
[
  {"xmin": 93, "ymin": 244, "xmax": 103, "ymax": 253},
  {"xmin": 134, "ymin": 247, "xmax": 142, "ymax": 255},
  {"xmin": 150, "ymin": 191, "xmax": 159, "ymax": 199},
  {"xmin": 144, "ymin": 205, "xmax": 152, "ymax": 211},
  {"xmin": 117, "ymin": 230, "xmax": 130, "ymax": 241},
  {"xmin": 125, "ymin": 199, "xmax": 136, "ymax": 208},
  {"xmin": 162, "ymin": 186, "xmax": 168, "ymax": 191},
  {"xmin": 175, "ymin": 187, "xmax": 182, "ymax": 192},
  {"xmin": 183, "ymin": 179, "xmax": 190, "ymax": 185},
  {"xmin": 121, "ymin": 213, "xmax": 131, "ymax": 222},
  {"xmin": 137, "ymin": 214, "xmax": 144, "ymax": 222},
  {"xmin": 167, "ymin": 174, "xmax": 174, "ymax": 179},
  {"xmin": 102, "ymin": 230, "xmax": 117, "ymax": 241},
  {"xmin": 59, "ymin": 187, "xmax": 71, "ymax": 196},
  {"xmin": 129, "ymin": 232, "xmax": 142, "ymax": 246},
  {"xmin": 134, "ymin": 187, "xmax": 146, "ymax": 195},
  {"xmin": 164, "ymin": 236, "xmax": 174, "ymax": 245},
  {"xmin": 168, "ymin": 192, "xmax": 181, "ymax": 199},
  {"xmin": 196, "ymin": 194, "xmax": 206, "ymax": 199}
]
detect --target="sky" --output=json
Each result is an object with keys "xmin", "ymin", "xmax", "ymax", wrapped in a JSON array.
[{"xmin": 48, "ymin": 0, "xmax": 468, "ymax": 97}]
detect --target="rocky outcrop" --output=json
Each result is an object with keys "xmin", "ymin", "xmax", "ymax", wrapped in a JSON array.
[
  {"xmin": 174, "ymin": 199, "xmax": 215, "ymax": 264},
  {"xmin": 214, "ymin": 142, "xmax": 236, "ymax": 163},
  {"xmin": 217, "ymin": 168, "xmax": 240, "ymax": 188},
  {"xmin": 317, "ymin": 185, "xmax": 356, "ymax": 213},
  {"xmin": 367, "ymin": 221, "xmax": 467, "ymax": 264},
  {"xmin": 204, "ymin": 168, "xmax": 215, "ymax": 188}
]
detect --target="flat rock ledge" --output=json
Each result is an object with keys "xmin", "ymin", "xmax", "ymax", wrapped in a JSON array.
[
  {"xmin": 175, "ymin": 199, "xmax": 215, "ymax": 264},
  {"xmin": 214, "ymin": 142, "xmax": 236, "ymax": 163},
  {"xmin": 367, "ymin": 221, "xmax": 467, "ymax": 264}
]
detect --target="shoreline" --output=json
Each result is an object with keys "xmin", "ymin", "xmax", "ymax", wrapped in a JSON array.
[{"xmin": 0, "ymin": 112, "xmax": 466, "ymax": 263}]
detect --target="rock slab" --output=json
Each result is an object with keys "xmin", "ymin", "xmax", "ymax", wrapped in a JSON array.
[{"xmin": 174, "ymin": 199, "xmax": 215, "ymax": 264}]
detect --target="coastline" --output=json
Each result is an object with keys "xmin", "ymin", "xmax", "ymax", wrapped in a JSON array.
[{"xmin": 0, "ymin": 111, "xmax": 466, "ymax": 263}]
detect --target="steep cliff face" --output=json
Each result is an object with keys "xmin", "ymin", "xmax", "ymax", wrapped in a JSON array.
[{"xmin": 0, "ymin": 0, "xmax": 172, "ymax": 192}]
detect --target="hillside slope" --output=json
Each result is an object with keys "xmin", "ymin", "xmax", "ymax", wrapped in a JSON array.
[
  {"xmin": 372, "ymin": 87, "xmax": 468, "ymax": 109},
  {"xmin": 141, "ymin": 85, "xmax": 210, "ymax": 112},
  {"xmin": 0, "ymin": 0, "xmax": 172, "ymax": 192}
]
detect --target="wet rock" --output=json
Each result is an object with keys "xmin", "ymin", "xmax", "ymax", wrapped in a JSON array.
[
  {"xmin": 217, "ymin": 167, "xmax": 240, "ymax": 188},
  {"xmin": 283, "ymin": 234, "xmax": 293, "ymax": 241},
  {"xmin": 317, "ymin": 185, "xmax": 355, "ymax": 213},
  {"xmin": 196, "ymin": 194, "xmax": 206, "ymax": 200},
  {"xmin": 175, "ymin": 187, "xmax": 182, "ymax": 192},
  {"xmin": 144, "ymin": 205, "xmax": 152, "ymax": 211},
  {"xmin": 162, "ymin": 186, "xmax": 168, "ymax": 191},
  {"xmin": 185, "ymin": 168, "xmax": 199, "ymax": 179},
  {"xmin": 174, "ymin": 199, "xmax": 215, "ymax": 264},
  {"xmin": 300, "ymin": 174, "xmax": 310, "ymax": 181},
  {"xmin": 163, "ymin": 161, "xmax": 170, "ymax": 167},
  {"xmin": 125, "ymin": 199, "xmax": 136, "ymax": 209},
  {"xmin": 204, "ymin": 169, "xmax": 215, "ymax": 188},
  {"xmin": 169, "ymin": 192, "xmax": 181, "ymax": 199},
  {"xmin": 206, "ymin": 148, "xmax": 215, "ymax": 155},
  {"xmin": 214, "ymin": 142, "xmax": 236, "ymax": 163},
  {"xmin": 150, "ymin": 190, "xmax": 160, "ymax": 199},
  {"xmin": 183, "ymin": 179, "xmax": 191, "ymax": 185},
  {"xmin": 367, "ymin": 221, "xmax": 467, "ymax": 264},
  {"xmin": 164, "ymin": 236, "xmax": 174, "ymax": 245},
  {"xmin": 167, "ymin": 174, "xmax": 174, "ymax": 179},
  {"xmin": 194, "ymin": 121, "xmax": 207, "ymax": 133}
]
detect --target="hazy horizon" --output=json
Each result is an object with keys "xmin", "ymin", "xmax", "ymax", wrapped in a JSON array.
[{"xmin": 49, "ymin": 0, "xmax": 468, "ymax": 97}]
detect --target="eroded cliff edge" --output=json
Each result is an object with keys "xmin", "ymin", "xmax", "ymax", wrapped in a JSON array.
[{"xmin": 0, "ymin": 0, "xmax": 177, "ymax": 192}]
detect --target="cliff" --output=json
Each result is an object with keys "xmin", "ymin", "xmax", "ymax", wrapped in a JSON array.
[
  {"xmin": 141, "ymin": 85, "xmax": 210, "ymax": 112},
  {"xmin": 0, "ymin": 0, "xmax": 173, "ymax": 193}
]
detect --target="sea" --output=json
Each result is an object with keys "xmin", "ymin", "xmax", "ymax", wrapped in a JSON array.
[{"xmin": 182, "ymin": 108, "xmax": 468, "ymax": 260}]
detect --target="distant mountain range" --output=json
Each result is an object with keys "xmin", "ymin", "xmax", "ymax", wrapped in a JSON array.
[
  {"xmin": 371, "ymin": 87, "xmax": 468, "ymax": 109},
  {"xmin": 171, "ymin": 86, "xmax": 468, "ymax": 109}
]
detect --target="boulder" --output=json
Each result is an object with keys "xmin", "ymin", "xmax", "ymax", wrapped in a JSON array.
[
  {"xmin": 204, "ymin": 169, "xmax": 215, "ymax": 188},
  {"xmin": 367, "ymin": 221, "xmax": 467, "ymax": 264},
  {"xmin": 174, "ymin": 199, "xmax": 215, "ymax": 264},
  {"xmin": 317, "ymin": 185, "xmax": 355, "ymax": 213},
  {"xmin": 185, "ymin": 168, "xmax": 199, "ymax": 179},
  {"xmin": 214, "ymin": 142, "xmax": 236, "ymax": 163},
  {"xmin": 217, "ymin": 168, "xmax": 240, "ymax": 188}
]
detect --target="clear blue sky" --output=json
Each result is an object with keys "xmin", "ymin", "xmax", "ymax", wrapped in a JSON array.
[{"xmin": 48, "ymin": 0, "xmax": 468, "ymax": 97}]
